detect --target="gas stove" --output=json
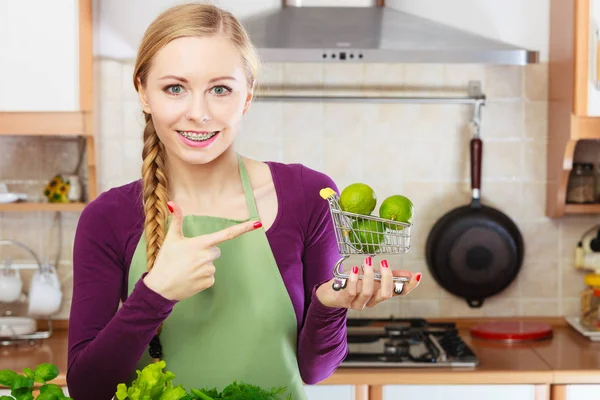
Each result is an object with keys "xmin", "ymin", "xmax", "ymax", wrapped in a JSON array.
[{"xmin": 342, "ymin": 318, "xmax": 479, "ymax": 368}]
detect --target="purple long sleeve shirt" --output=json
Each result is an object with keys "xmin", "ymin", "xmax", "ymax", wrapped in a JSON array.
[{"xmin": 66, "ymin": 162, "xmax": 348, "ymax": 400}]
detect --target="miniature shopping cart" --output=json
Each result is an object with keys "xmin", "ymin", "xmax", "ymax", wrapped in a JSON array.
[{"xmin": 319, "ymin": 188, "xmax": 412, "ymax": 295}]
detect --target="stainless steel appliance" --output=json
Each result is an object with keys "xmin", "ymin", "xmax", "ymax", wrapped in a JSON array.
[
  {"xmin": 342, "ymin": 318, "xmax": 478, "ymax": 368},
  {"xmin": 243, "ymin": 2, "xmax": 539, "ymax": 65}
]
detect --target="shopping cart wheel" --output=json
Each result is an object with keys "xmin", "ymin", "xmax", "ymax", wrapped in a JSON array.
[
  {"xmin": 332, "ymin": 278, "xmax": 347, "ymax": 291},
  {"xmin": 394, "ymin": 282, "xmax": 404, "ymax": 295}
]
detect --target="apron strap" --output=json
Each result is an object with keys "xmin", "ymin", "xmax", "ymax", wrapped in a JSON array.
[{"xmin": 237, "ymin": 154, "xmax": 260, "ymax": 220}]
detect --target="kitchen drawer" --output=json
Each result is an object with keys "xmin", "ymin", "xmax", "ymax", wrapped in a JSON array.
[
  {"xmin": 383, "ymin": 385, "xmax": 537, "ymax": 400},
  {"xmin": 304, "ymin": 384, "xmax": 355, "ymax": 400},
  {"xmin": 565, "ymin": 384, "xmax": 600, "ymax": 399}
]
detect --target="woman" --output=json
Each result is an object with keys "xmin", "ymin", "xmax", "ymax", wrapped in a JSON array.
[{"xmin": 67, "ymin": 3, "xmax": 422, "ymax": 399}]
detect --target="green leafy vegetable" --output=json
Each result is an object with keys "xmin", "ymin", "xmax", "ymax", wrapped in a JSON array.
[
  {"xmin": 11, "ymin": 376, "xmax": 33, "ymax": 392},
  {"xmin": 189, "ymin": 381, "xmax": 291, "ymax": 400},
  {"xmin": 38, "ymin": 385, "xmax": 65, "ymax": 397},
  {"xmin": 116, "ymin": 362, "xmax": 292, "ymax": 400},
  {"xmin": 1, "ymin": 361, "xmax": 292, "ymax": 400},
  {"xmin": 0, "ymin": 363, "xmax": 71, "ymax": 400},
  {"xmin": 115, "ymin": 360, "xmax": 186, "ymax": 400},
  {"xmin": 0, "ymin": 370, "xmax": 18, "ymax": 387},
  {"xmin": 22, "ymin": 370, "xmax": 34, "ymax": 381},
  {"xmin": 33, "ymin": 365, "xmax": 58, "ymax": 384}
]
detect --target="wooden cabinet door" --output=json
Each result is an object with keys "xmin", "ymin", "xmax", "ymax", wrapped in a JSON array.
[
  {"xmin": 586, "ymin": 0, "xmax": 600, "ymax": 116},
  {"xmin": 0, "ymin": 0, "xmax": 80, "ymax": 111}
]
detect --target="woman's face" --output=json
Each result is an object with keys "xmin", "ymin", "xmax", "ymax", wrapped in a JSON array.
[{"xmin": 138, "ymin": 35, "xmax": 253, "ymax": 165}]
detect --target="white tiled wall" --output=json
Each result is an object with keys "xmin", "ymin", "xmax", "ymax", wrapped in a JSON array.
[
  {"xmin": 93, "ymin": 60, "xmax": 600, "ymax": 319},
  {"xmin": 2, "ymin": 57, "xmax": 599, "ymax": 320}
]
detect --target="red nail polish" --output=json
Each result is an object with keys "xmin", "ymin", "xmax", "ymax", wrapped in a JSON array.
[
  {"xmin": 253, "ymin": 221, "xmax": 263, "ymax": 229},
  {"xmin": 366, "ymin": 257, "xmax": 372, "ymax": 266},
  {"xmin": 352, "ymin": 266, "xmax": 359, "ymax": 274},
  {"xmin": 415, "ymin": 273, "xmax": 422, "ymax": 282},
  {"xmin": 382, "ymin": 260, "xmax": 389, "ymax": 268},
  {"xmin": 167, "ymin": 203, "xmax": 174, "ymax": 213}
]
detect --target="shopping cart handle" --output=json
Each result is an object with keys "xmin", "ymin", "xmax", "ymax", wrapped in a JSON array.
[{"xmin": 319, "ymin": 188, "xmax": 337, "ymax": 200}]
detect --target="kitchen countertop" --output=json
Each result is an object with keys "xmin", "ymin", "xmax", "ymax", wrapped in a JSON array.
[{"xmin": 2, "ymin": 318, "xmax": 600, "ymax": 389}]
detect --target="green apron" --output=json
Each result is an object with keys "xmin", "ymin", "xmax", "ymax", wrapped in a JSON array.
[{"xmin": 127, "ymin": 155, "xmax": 307, "ymax": 399}]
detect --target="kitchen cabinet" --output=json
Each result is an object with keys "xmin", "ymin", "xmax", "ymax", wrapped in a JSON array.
[
  {"xmin": 551, "ymin": 384, "xmax": 600, "ymax": 400},
  {"xmin": 547, "ymin": 0, "xmax": 600, "ymax": 217},
  {"xmin": 0, "ymin": 0, "xmax": 98, "ymax": 211},
  {"xmin": 382, "ymin": 385, "xmax": 540, "ymax": 400},
  {"xmin": 305, "ymin": 384, "xmax": 355, "ymax": 400},
  {"xmin": 565, "ymin": 384, "xmax": 600, "ymax": 398},
  {"xmin": 0, "ymin": 0, "xmax": 80, "ymax": 112},
  {"xmin": 586, "ymin": 1, "xmax": 600, "ymax": 116}
]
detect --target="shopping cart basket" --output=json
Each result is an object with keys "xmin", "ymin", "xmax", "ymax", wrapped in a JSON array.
[{"xmin": 319, "ymin": 188, "xmax": 412, "ymax": 295}]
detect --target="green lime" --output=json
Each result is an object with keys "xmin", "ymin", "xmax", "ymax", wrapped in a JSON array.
[
  {"xmin": 349, "ymin": 218, "xmax": 386, "ymax": 254},
  {"xmin": 379, "ymin": 195, "xmax": 414, "ymax": 229},
  {"xmin": 339, "ymin": 183, "xmax": 377, "ymax": 215}
]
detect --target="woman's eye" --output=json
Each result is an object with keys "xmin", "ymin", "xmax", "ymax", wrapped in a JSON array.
[
  {"xmin": 166, "ymin": 85, "xmax": 184, "ymax": 95},
  {"xmin": 211, "ymin": 85, "xmax": 231, "ymax": 96}
]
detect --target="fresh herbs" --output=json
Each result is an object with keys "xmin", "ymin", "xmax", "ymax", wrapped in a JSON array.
[
  {"xmin": 1, "ymin": 362, "xmax": 292, "ymax": 400},
  {"xmin": 116, "ymin": 361, "xmax": 292, "ymax": 400},
  {"xmin": 189, "ymin": 382, "xmax": 291, "ymax": 400},
  {"xmin": 0, "ymin": 363, "xmax": 72, "ymax": 400}
]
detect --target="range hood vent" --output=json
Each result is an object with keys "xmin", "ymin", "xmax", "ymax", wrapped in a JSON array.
[{"xmin": 242, "ymin": 6, "xmax": 539, "ymax": 65}]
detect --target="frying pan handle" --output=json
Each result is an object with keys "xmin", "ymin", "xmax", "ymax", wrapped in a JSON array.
[{"xmin": 470, "ymin": 138, "xmax": 482, "ymax": 196}]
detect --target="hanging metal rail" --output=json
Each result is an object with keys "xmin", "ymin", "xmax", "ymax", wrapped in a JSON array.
[{"xmin": 254, "ymin": 79, "xmax": 486, "ymax": 136}]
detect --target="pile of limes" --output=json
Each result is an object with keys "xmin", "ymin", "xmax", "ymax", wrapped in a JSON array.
[{"xmin": 339, "ymin": 183, "xmax": 414, "ymax": 254}]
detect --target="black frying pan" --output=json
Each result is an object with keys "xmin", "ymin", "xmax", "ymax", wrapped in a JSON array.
[{"xmin": 425, "ymin": 137, "xmax": 524, "ymax": 308}]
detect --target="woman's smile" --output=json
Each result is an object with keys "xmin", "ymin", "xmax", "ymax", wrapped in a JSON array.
[{"xmin": 176, "ymin": 129, "xmax": 221, "ymax": 148}]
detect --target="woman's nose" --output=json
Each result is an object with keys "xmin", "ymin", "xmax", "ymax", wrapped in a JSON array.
[{"xmin": 185, "ymin": 93, "xmax": 212, "ymax": 122}]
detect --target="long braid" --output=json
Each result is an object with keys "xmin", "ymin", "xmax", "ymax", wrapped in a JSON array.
[{"xmin": 141, "ymin": 112, "xmax": 169, "ymax": 362}]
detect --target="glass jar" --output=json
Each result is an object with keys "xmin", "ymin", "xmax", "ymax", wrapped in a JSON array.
[
  {"xmin": 567, "ymin": 163, "xmax": 595, "ymax": 204},
  {"xmin": 63, "ymin": 174, "xmax": 82, "ymax": 202},
  {"xmin": 581, "ymin": 274, "xmax": 600, "ymax": 330}
]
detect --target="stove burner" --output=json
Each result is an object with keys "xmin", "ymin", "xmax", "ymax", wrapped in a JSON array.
[
  {"xmin": 386, "ymin": 325, "xmax": 414, "ymax": 336},
  {"xmin": 343, "ymin": 318, "xmax": 478, "ymax": 368},
  {"xmin": 384, "ymin": 340, "xmax": 409, "ymax": 356}
]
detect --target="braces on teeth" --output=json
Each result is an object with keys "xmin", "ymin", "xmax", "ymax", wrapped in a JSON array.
[{"xmin": 178, "ymin": 131, "xmax": 218, "ymax": 141}]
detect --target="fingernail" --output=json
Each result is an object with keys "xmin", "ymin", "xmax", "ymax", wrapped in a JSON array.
[
  {"xmin": 365, "ymin": 257, "xmax": 372, "ymax": 266},
  {"xmin": 415, "ymin": 273, "xmax": 422, "ymax": 282},
  {"xmin": 352, "ymin": 266, "xmax": 359, "ymax": 274},
  {"xmin": 253, "ymin": 221, "xmax": 263, "ymax": 229},
  {"xmin": 381, "ymin": 260, "xmax": 389, "ymax": 268},
  {"xmin": 167, "ymin": 203, "xmax": 174, "ymax": 213}
]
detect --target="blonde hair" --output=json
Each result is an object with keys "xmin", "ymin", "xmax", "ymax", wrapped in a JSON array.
[{"xmin": 132, "ymin": 2, "xmax": 260, "ymax": 361}]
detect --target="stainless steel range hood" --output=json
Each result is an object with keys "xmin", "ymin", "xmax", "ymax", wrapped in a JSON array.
[{"xmin": 242, "ymin": 6, "xmax": 539, "ymax": 65}]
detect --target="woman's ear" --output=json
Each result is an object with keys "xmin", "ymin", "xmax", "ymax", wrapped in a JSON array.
[
  {"xmin": 137, "ymin": 77, "xmax": 151, "ymax": 114},
  {"xmin": 242, "ymin": 88, "xmax": 254, "ymax": 115}
]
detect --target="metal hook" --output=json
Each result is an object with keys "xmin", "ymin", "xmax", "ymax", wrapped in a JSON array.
[
  {"xmin": 466, "ymin": 80, "xmax": 485, "ymax": 139},
  {"xmin": 470, "ymin": 101, "xmax": 484, "ymax": 138}
]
